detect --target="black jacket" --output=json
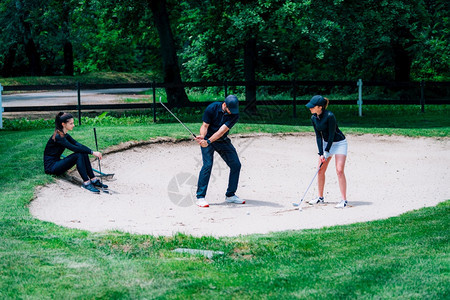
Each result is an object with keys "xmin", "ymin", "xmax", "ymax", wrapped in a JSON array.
[
  {"xmin": 43, "ymin": 133, "xmax": 92, "ymax": 173},
  {"xmin": 311, "ymin": 110, "xmax": 345, "ymax": 155}
]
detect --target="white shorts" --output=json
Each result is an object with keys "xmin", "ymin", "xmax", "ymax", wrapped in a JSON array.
[{"xmin": 323, "ymin": 139, "xmax": 348, "ymax": 156}]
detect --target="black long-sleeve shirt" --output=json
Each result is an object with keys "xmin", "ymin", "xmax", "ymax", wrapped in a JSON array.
[
  {"xmin": 43, "ymin": 133, "xmax": 92, "ymax": 172},
  {"xmin": 311, "ymin": 110, "xmax": 345, "ymax": 155}
]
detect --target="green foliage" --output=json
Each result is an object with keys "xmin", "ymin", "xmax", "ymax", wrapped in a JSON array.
[
  {"xmin": 0, "ymin": 0, "xmax": 448, "ymax": 81},
  {"xmin": 3, "ymin": 118, "xmax": 54, "ymax": 130},
  {"xmin": 71, "ymin": 0, "xmax": 158, "ymax": 74},
  {"xmin": 175, "ymin": 0, "xmax": 449, "ymax": 81}
]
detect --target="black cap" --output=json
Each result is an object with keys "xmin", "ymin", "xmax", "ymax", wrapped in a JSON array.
[
  {"xmin": 224, "ymin": 95, "xmax": 239, "ymax": 114},
  {"xmin": 306, "ymin": 95, "xmax": 326, "ymax": 108}
]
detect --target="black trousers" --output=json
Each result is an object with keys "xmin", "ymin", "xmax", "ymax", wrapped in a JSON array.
[
  {"xmin": 196, "ymin": 138, "xmax": 241, "ymax": 198},
  {"xmin": 47, "ymin": 153, "xmax": 95, "ymax": 182}
]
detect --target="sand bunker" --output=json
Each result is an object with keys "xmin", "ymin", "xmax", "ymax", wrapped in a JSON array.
[{"xmin": 30, "ymin": 133, "xmax": 450, "ymax": 237}]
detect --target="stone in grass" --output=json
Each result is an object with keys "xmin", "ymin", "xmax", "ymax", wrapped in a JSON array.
[{"xmin": 173, "ymin": 248, "xmax": 224, "ymax": 259}]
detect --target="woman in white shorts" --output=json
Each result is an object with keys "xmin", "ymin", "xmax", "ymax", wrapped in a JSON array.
[{"xmin": 305, "ymin": 95, "xmax": 348, "ymax": 208}]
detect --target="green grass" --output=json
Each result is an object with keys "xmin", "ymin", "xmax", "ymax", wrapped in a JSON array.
[{"xmin": 0, "ymin": 104, "xmax": 449, "ymax": 298}]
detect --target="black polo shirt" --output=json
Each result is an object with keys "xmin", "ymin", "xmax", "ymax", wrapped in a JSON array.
[{"xmin": 203, "ymin": 102, "xmax": 239, "ymax": 141}]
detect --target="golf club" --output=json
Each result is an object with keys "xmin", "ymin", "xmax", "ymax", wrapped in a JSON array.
[
  {"xmin": 292, "ymin": 162, "xmax": 323, "ymax": 211},
  {"xmin": 94, "ymin": 128, "xmax": 109, "ymax": 194},
  {"xmin": 159, "ymin": 97, "xmax": 196, "ymax": 138}
]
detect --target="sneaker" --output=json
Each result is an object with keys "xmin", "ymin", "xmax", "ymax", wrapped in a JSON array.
[
  {"xmin": 335, "ymin": 200, "xmax": 348, "ymax": 209},
  {"xmin": 225, "ymin": 195, "xmax": 245, "ymax": 204},
  {"xmin": 82, "ymin": 183, "xmax": 100, "ymax": 193},
  {"xmin": 196, "ymin": 198, "xmax": 209, "ymax": 208},
  {"xmin": 91, "ymin": 179, "xmax": 108, "ymax": 189},
  {"xmin": 309, "ymin": 197, "xmax": 324, "ymax": 205}
]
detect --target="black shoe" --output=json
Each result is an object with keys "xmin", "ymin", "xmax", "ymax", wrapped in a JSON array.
[
  {"xmin": 91, "ymin": 179, "xmax": 108, "ymax": 189},
  {"xmin": 82, "ymin": 183, "xmax": 100, "ymax": 193}
]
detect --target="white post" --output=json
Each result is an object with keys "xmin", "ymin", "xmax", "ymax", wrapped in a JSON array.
[
  {"xmin": 357, "ymin": 79, "xmax": 363, "ymax": 117},
  {"xmin": 0, "ymin": 83, "xmax": 3, "ymax": 129}
]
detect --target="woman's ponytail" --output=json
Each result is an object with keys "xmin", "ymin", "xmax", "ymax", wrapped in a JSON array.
[
  {"xmin": 323, "ymin": 97, "xmax": 330, "ymax": 110},
  {"xmin": 55, "ymin": 112, "xmax": 65, "ymax": 130}
]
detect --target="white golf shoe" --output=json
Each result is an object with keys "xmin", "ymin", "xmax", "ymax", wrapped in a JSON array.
[
  {"xmin": 309, "ymin": 197, "xmax": 324, "ymax": 205},
  {"xmin": 335, "ymin": 200, "xmax": 348, "ymax": 209},
  {"xmin": 196, "ymin": 198, "xmax": 209, "ymax": 208},
  {"xmin": 225, "ymin": 195, "xmax": 245, "ymax": 204}
]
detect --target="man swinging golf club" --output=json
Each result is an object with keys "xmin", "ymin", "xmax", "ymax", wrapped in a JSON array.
[{"xmin": 194, "ymin": 95, "xmax": 244, "ymax": 207}]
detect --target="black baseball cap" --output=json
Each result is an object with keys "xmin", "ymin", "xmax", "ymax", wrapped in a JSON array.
[
  {"xmin": 306, "ymin": 95, "xmax": 326, "ymax": 108},
  {"xmin": 224, "ymin": 95, "xmax": 239, "ymax": 114}
]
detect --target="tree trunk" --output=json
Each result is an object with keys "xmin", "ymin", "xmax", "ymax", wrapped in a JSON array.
[
  {"xmin": 148, "ymin": 0, "xmax": 189, "ymax": 107},
  {"xmin": 392, "ymin": 27, "xmax": 414, "ymax": 82},
  {"xmin": 62, "ymin": 0, "xmax": 74, "ymax": 76},
  {"xmin": 1, "ymin": 43, "xmax": 17, "ymax": 77},
  {"xmin": 24, "ymin": 35, "xmax": 42, "ymax": 76},
  {"xmin": 392, "ymin": 44, "xmax": 412, "ymax": 82},
  {"xmin": 63, "ymin": 41, "xmax": 74, "ymax": 75},
  {"xmin": 390, "ymin": 27, "xmax": 414, "ymax": 101},
  {"xmin": 244, "ymin": 38, "xmax": 257, "ymax": 114},
  {"xmin": 19, "ymin": 2, "xmax": 41, "ymax": 76}
]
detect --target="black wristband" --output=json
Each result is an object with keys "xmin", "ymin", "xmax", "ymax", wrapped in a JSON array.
[{"xmin": 206, "ymin": 139, "xmax": 211, "ymax": 145}]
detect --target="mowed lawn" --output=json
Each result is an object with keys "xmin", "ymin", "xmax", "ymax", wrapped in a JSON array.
[{"xmin": 0, "ymin": 105, "xmax": 449, "ymax": 299}]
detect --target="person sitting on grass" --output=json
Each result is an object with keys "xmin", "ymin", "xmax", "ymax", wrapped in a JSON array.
[{"xmin": 43, "ymin": 112, "xmax": 107, "ymax": 193}]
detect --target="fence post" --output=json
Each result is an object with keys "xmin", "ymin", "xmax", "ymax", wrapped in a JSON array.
[
  {"xmin": 357, "ymin": 79, "xmax": 363, "ymax": 117},
  {"xmin": 0, "ymin": 83, "xmax": 3, "ymax": 129},
  {"xmin": 77, "ymin": 82, "xmax": 82, "ymax": 125},
  {"xmin": 152, "ymin": 81, "xmax": 156, "ymax": 122},
  {"xmin": 420, "ymin": 80, "xmax": 425, "ymax": 113},
  {"xmin": 292, "ymin": 80, "xmax": 297, "ymax": 118}
]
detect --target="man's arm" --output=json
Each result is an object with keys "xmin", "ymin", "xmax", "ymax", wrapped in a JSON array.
[
  {"xmin": 195, "ymin": 122, "xmax": 209, "ymax": 142},
  {"xmin": 200, "ymin": 122, "xmax": 209, "ymax": 138},
  {"xmin": 208, "ymin": 124, "xmax": 229, "ymax": 142},
  {"xmin": 197, "ymin": 123, "xmax": 230, "ymax": 147}
]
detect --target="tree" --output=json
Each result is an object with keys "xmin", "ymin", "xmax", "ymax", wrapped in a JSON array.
[
  {"xmin": 0, "ymin": 0, "xmax": 448, "ymax": 82},
  {"xmin": 148, "ymin": 0, "xmax": 189, "ymax": 106},
  {"xmin": 62, "ymin": 0, "xmax": 74, "ymax": 75},
  {"xmin": 176, "ymin": 0, "xmax": 270, "ymax": 112},
  {"xmin": 0, "ymin": 0, "xmax": 43, "ymax": 76},
  {"xmin": 411, "ymin": 0, "xmax": 450, "ymax": 80}
]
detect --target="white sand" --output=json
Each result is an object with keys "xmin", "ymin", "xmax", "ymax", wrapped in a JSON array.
[{"xmin": 30, "ymin": 133, "xmax": 450, "ymax": 237}]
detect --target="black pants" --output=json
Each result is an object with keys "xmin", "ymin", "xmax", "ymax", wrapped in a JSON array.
[
  {"xmin": 196, "ymin": 138, "xmax": 241, "ymax": 198},
  {"xmin": 47, "ymin": 153, "xmax": 95, "ymax": 182}
]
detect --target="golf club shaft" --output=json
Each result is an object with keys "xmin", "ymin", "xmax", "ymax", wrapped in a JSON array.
[
  {"xmin": 294, "ymin": 162, "xmax": 324, "ymax": 206},
  {"xmin": 159, "ymin": 97, "xmax": 196, "ymax": 138},
  {"xmin": 93, "ymin": 128, "xmax": 103, "ymax": 183}
]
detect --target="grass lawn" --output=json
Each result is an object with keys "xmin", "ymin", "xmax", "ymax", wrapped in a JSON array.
[{"xmin": 0, "ymin": 104, "xmax": 449, "ymax": 298}]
